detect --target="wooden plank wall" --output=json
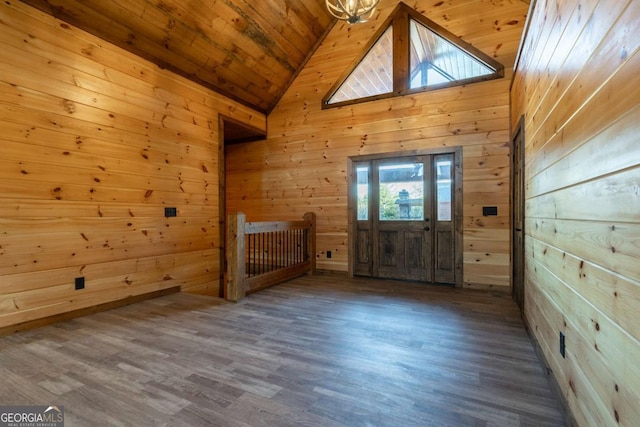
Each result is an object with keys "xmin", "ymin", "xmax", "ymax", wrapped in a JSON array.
[
  {"xmin": 511, "ymin": 0, "xmax": 640, "ymax": 425},
  {"xmin": 0, "ymin": 1, "xmax": 265, "ymax": 330},
  {"xmin": 227, "ymin": 0, "xmax": 529, "ymax": 290}
]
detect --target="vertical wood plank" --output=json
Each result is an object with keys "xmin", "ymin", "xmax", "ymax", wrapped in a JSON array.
[{"xmin": 392, "ymin": 6, "xmax": 409, "ymax": 94}]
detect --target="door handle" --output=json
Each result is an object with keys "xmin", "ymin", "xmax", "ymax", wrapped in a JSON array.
[
  {"xmin": 515, "ymin": 228, "xmax": 523, "ymax": 232},
  {"xmin": 424, "ymin": 226, "xmax": 431, "ymax": 231}
]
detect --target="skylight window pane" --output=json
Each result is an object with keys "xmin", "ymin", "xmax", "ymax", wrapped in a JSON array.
[
  {"xmin": 409, "ymin": 19, "xmax": 494, "ymax": 89},
  {"xmin": 328, "ymin": 27, "xmax": 393, "ymax": 104}
]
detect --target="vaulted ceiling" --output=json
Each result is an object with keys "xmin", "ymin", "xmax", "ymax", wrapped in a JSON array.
[
  {"xmin": 17, "ymin": 0, "xmax": 530, "ymax": 115},
  {"xmin": 18, "ymin": 0, "xmax": 335, "ymax": 114}
]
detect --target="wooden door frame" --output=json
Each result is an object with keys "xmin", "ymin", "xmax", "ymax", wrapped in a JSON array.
[
  {"xmin": 218, "ymin": 116, "xmax": 227, "ymax": 299},
  {"xmin": 511, "ymin": 115, "xmax": 525, "ymax": 312},
  {"xmin": 218, "ymin": 115, "xmax": 267, "ymax": 299},
  {"xmin": 347, "ymin": 147, "xmax": 463, "ymax": 287}
]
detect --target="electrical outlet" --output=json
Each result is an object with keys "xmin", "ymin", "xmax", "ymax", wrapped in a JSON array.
[
  {"xmin": 326, "ymin": 251, "xmax": 332, "ymax": 259},
  {"xmin": 482, "ymin": 206, "xmax": 498, "ymax": 216},
  {"xmin": 75, "ymin": 277, "xmax": 85, "ymax": 290},
  {"xmin": 165, "ymin": 207, "xmax": 177, "ymax": 217},
  {"xmin": 559, "ymin": 332, "xmax": 566, "ymax": 358}
]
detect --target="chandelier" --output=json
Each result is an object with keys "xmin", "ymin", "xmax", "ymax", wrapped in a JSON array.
[{"xmin": 325, "ymin": 0, "xmax": 380, "ymax": 24}]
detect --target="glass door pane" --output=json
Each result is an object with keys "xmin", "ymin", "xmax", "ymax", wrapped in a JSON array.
[
  {"xmin": 356, "ymin": 165, "xmax": 369, "ymax": 220},
  {"xmin": 378, "ymin": 163, "xmax": 424, "ymax": 221},
  {"xmin": 435, "ymin": 155, "xmax": 453, "ymax": 221}
]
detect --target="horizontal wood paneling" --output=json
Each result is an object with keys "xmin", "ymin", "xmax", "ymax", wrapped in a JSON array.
[
  {"xmin": 227, "ymin": 0, "xmax": 528, "ymax": 289},
  {"xmin": 0, "ymin": 1, "xmax": 266, "ymax": 329},
  {"xmin": 511, "ymin": 0, "xmax": 640, "ymax": 424}
]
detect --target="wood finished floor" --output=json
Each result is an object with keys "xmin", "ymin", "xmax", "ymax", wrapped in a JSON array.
[{"xmin": 0, "ymin": 274, "xmax": 566, "ymax": 426}]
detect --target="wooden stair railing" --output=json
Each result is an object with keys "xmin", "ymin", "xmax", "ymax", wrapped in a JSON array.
[{"xmin": 226, "ymin": 212, "xmax": 316, "ymax": 301}]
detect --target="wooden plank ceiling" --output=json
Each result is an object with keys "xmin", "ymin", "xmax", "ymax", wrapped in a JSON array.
[{"xmin": 17, "ymin": 0, "xmax": 334, "ymax": 114}]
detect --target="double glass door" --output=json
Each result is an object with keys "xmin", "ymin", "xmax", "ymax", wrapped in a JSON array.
[{"xmin": 352, "ymin": 153, "xmax": 457, "ymax": 284}]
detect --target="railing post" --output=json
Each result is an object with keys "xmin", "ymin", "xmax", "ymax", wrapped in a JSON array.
[
  {"xmin": 304, "ymin": 212, "xmax": 316, "ymax": 275},
  {"xmin": 227, "ymin": 212, "xmax": 246, "ymax": 302}
]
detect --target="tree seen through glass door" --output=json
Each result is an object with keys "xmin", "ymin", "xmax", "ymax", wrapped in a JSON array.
[{"xmin": 378, "ymin": 163, "xmax": 424, "ymax": 220}]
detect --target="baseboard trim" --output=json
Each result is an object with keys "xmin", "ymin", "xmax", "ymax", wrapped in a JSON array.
[
  {"xmin": 523, "ymin": 315, "xmax": 578, "ymax": 427},
  {"xmin": 315, "ymin": 269, "xmax": 349, "ymax": 276},
  {"xmin": 0, "ymin": 286, "xmax": 180, "ymax": 337}
]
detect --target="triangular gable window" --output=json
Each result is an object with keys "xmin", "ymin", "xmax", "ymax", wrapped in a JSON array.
[
  {"xmin": 409, "ymin": 19, "xmax": 495, "ymax": 88},
  {"xmin": 324, "ymin": 2, "xmax": 503, "ymax": 108},
  {"xmin": 329, "ymin": 27, "xmax": 394, "ymax": 104}
]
